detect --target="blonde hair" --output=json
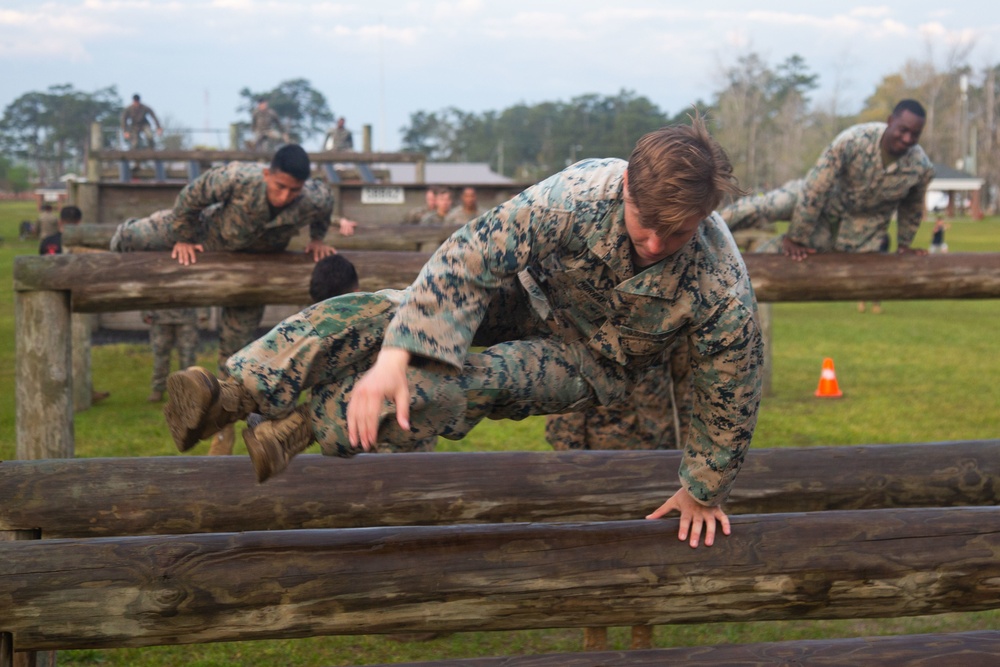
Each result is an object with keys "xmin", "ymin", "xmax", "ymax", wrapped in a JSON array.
[{"xmin": 627, "ymin": 111, "xmax": 742, "ymax": 232}]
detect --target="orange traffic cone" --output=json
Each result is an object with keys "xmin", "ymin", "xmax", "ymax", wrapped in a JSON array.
[{"xmin": 815, "ymin": 357, "xmax": 843, "ymax": 398}]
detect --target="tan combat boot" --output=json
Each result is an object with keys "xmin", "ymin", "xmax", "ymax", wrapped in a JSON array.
[
  {"xmin": 163, "ymin": 367, "xmax": 257, "ymax": 452},
  {"xmin": 242, "ymin": 404, "xmax": 314, "ymax": 483}
]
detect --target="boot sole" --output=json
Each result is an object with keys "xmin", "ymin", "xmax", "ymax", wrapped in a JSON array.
[
  {"xmin": 164, "ymin": 367, "xmax": 220, "ymax": 452},
  {"xmin": 243, "ymin": 426, "xmax": 284, "ymax": 483}
]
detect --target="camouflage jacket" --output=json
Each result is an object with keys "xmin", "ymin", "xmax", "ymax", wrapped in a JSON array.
[
  {"xmin": 252, "ymin": 107, "xmax": 282, "ymax": 135},
  {"xmin": 384, "ymin": 158, "xmax": 763, "ymax": 505},
  {"xmin": 171, "ymin": 162, "xmax": 333, "ymax": 249},
  {"xmin": 121, "ymin": 104, "xmax": 160, "ymax": 131},
  {"xmin": 789, "ymin": 122, "xmax": 933, "ymax": 252},
  {"xmin": 444, "ymin": 206, "xmax": 484, "ymax": 225}
]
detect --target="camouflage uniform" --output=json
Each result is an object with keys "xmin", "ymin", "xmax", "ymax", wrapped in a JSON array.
[
  {"xmin": 110, "ymin": 162, "xmax": 334, "ymax": 375},
  {"xmin": 444, "ymin": 206, "xmax": 484, "ymax": 225},
  {"xmin": 418, "ymin": 210, "xmax": 449, "ymax": 225},
  {"xmin": 252, "ymin": 107, "xmax": 284, "ymax": 152},
  {"xmin": 147, "ymin": 308, "xmax": 202, "ymax": 393},
  {"xmin": 545, "ymin": 341, "xmax": 692, "ymax": 451},
  {"xmin": 325, "ymin": 126, "xmax": 354, "ymax": 152},
  {"xmin": 228, "ymin": 158, "xmax": 762, "ymax": 506},
  {"xmin": 721, "ymin": 122, "xmax": 934, "ymax": 253},
  {"xmin": 121, "ymin": 103, "xmax": 160, "ymax": 150}
]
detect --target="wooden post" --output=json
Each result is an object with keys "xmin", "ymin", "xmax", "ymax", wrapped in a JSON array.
[
  {"xmin": 2, "ymin": 529, "xmax": 54, "ymax": 667},
  {"xmin": 582, "ymin": 627, "xmax": 607, "ymax": 651},
  {"xmin": 71, "ymin": 314, "xmax": 93, "ymax": 413},
  {"xmin": 758, "ymin": 302, "xmax": 772, "ymax": 397},
  {"xmin": 15, "ymin": 290, "xmax": 74, "ymax": 460},
  {"xmin": 415, "ymin": 157, "xmax": 426, "ymax": 184},
  {"xmin": 362, "ymin": 124, "xmax": 372, "ymax": 153},
  {"xmin": 86, "ymin": 123, "xmax": 101, "ymax": 182}
]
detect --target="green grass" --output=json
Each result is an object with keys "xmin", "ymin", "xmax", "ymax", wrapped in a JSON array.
[{"xmin": 3, "ymin": 202, "xmax": 999, "ymax": 665}]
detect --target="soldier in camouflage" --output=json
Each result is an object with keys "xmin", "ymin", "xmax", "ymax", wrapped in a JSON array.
[
  {"xmin": 145, "ymin": 308, "xmax": 207, "ymax": 403},
  {"xmin": 165, "ymin": 116, "xmax": 763, "ymax": 548},
  {"xmin": 110, "ymin": 144, "xmax": 340, "ymax": 452},
  {"xmin": 721, "ymin": 99, "xmax": 933, "ymax": 260},
  {"xmin": 251, "ymin": 99, "xmax": 286, "ymax": 153},
  {"xmin": 121, "ymin": 94, "xmax": 163, "ymax": 150},
  {"xmin": 417, "ymin": 186, "xmax": 454, "ymax": 225}
]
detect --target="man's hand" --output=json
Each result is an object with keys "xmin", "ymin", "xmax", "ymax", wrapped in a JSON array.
[
  {"xmin": 897, "ymin": 245, "xmax": 928, "ymax": 256},
  {"xmin": 338, "ymin": 218, "xmax": 358, "ymax": 236},
  {"xmin": 304, "ymin": 239, "xmax": 338, "ymax": 262},
  {"xmin": 781, "ymin": 237, "xmax": 816, "ymax": 261},
  {"xmin": 346, "ymin": 347, "xmax": 412, "ymax": 451},
  {"xmin": 156, "ymin": 127, "xmax": 164, "ymax": 136},
  {"xmin": 646, "ymin": 487, "xmax": 731, "ymax": 548},
  {"xmin": 171, "ymin": 242, "xmax": 204, "ymax": 266}
]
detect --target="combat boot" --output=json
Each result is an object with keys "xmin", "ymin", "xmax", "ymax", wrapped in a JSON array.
[
  {"xmin": 163, "ymin": 367, "xmax": 257, "ymax": 452},
  {"xmin": 242, "ymin": 404, "xmax": 314, "ymax": 483}
]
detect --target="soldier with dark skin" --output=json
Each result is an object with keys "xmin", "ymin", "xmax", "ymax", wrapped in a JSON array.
[
  {"xmin": 164, "ymin": 116, "xmax": 763, "ymax": 549},
  {"xmin": 722, "ymin": 99, "xmax": 933, "ymax": 260}
]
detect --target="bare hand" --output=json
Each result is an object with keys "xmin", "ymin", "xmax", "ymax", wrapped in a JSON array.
[
  {"xmin": 897, "ymin": 245, "xmax": 928, "ymax": 256},
  {"xmin": 171, "ymin": 242, "xmax": 204, "ymax": 266},
  {"xmin": 646, "ymin": 487, "xmax": 731, "ymax": 548},
  {"xmin": 304, "ymin": 239, "xmax": 338, "ymax": 262},
  {"xmin": 156, "ymin": 127, "xmax": 164, "ymax": 136},
  {"xmin": 781, "ymin": 237, "xmax": 816, "ymax": 262},
  {"xmin": 338, "ymin": 218, "xmax": 358, "ymax": 236},
  {"xmin": 346, "ymin": 348, "xmax": 412, "ymax": 451}
]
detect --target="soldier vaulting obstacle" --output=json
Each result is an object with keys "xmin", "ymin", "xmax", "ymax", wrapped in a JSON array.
[{"xmin": 164, "ymin": 114, "xmax": 764, "ymax": 549}]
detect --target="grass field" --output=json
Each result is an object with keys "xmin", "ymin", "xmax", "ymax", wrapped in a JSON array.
[{"xmin": 2, "ymin": 200, "xmax": 999, "ymax": 665}]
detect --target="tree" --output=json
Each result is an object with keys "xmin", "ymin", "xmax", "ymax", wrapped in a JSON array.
[
  {"xmin": 0, "ymin": 84, "xmax": 121, "ymax": 181},
  {"xmin": 237, "ymin": 79, "xmax": 334, "ymax": 144},
  {"xmin": 0, "ymin": 155, "xmax": 32, "ymax": 192}
]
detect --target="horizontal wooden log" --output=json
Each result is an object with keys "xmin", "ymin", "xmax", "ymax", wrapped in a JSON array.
[
  {"xmin": 62, "ymin": 223, "xmax": 463, "ymax": 252},
  {"xmin": 92, "ymin": 149, "xmax": 424, "ymax": 163},
  {"xmin": 1, "ymin": 442, "xmax": 997, "ymax": 538},
  {"xmin": 12, "ymin": 251, "xmax": 426, "ymax": 311},
  {"xmin": 3, "ymin": 507, "xmax": 1000, "ymax": 650},
  {"xmin": 367, "ymin": 631, "xmax": 1000, "ymax": 667},
  {"xmin": 13, "ymin": 253, "xmax": 1000, "ymax": 312}
]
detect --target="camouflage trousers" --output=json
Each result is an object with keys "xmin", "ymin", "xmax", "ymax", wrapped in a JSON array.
[
  {"xmin": 227, "ymin": 290, "xmax": 599, "ymax": 457},
  {"xmin": 126, "ymin": 126, "xmax": 156, "ymax": 151},
  {"xmin": 545, "ymin": 342, "xmax": 692, "ymax": 451},
  {"xmin": 150, "ymin": 322, "xmax": 200, "ymax": 392},
  {"xmin": 111, "ymin": 213, "xmax": 276, "ymax": 376}
]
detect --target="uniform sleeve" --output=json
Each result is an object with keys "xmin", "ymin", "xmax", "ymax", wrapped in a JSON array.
[
  {"xmin": 145, "ymin": 105, "xmax": 161, "ymax": 130},
  {"xmin": 170, "ymin": 166, "xmax": 240, "ymax": 243},
  {"xmin": 896, "ymin": 167, "xmax": 932, "ymax": 249},
  {"xmin": 306, "ymin": 182, "xmax": 334, "ymax": 241},
  {"xmin": 680, "ymin": 288, "xmax": 763, "ymax": 506},
  {"xmin": 786, "ymin": 138, "xmax": 848, "ymax": 244},
  {"xmin": 120, "ymin": 109, "xmax": 128, "ymax": 132},
  {"xmin": 382, "ymin": 179, "xmax": 569, "ymax": 369}
]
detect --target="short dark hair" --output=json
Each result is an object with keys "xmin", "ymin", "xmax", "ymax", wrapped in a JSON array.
[
  {"xmin": 59, "ymin": 206, "xmax": 82, "ymax": 224},
  {"xmin": 270, "ymin": 144, "xmax": 310, "ymax": 181},
  {"xmin": 310, "ymin": 254, "xmax": 359, "ymax": 302},
  {"xmin": 893, "ymin": 99, "xmax": 926, "ymax": 119},
  {"xmin": 132, "ymin": 94, "xmax": 141, "ymax": 102}
]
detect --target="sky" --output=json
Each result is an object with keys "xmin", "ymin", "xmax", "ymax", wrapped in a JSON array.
[{"xmin": 1, "ymin": 1, "xmax": 998, "ymax": 152}]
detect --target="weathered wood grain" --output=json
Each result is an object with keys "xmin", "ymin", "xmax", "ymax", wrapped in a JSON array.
[
  {"xmin": 1, "ymin": 442, "xmax": 997, "ymax": 538},
  {"xmin": 14, "ymin": 253, "xmax": 1000, "ymax": 313},
  {"xmin": 361, "ymin": 631, "xmax": 1000, "ymax": 667},
  {"xmin": 2, "ymin": 508, "xmax": 1000, "ymax": 650}
]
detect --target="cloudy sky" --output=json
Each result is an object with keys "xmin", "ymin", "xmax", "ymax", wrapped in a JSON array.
[{"xmin": 2, "ymin": 1, "xmax": 997, "ymax": 151}]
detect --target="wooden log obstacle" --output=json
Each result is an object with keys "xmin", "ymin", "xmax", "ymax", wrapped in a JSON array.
[
  {"xmin": 12, "ymin": 251, "xmax": 1000, "ymax": 460},
  {"xmin": 1, "ymin": 443, "xmax": 999, "ymax": 664}
]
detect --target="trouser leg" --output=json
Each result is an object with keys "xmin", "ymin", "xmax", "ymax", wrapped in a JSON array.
[
  {"xmin": 177, "ymin": 322, "xmax": 199, "ymax": 369},
  {"xmin": 150, "ymin": 323, "xmax": 177, "ymax": 393},
  {"xmin": 218, "ymin": 305, "xmax": 266, "ymax": 377}
]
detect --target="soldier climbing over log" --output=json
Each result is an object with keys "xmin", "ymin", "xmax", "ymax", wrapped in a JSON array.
[{"xmin": 162, "ymin": 113, "xmax": 764, "ymax": 549}]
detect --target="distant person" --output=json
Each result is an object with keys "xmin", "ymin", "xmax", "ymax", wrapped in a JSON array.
[
  {"xmin": 37, "ymin": 204, "xmax": 59, "ymax": 239},
  {"xmin": 121, "ymin": 94, "xmax": 163, "ymax": 150},
  {"xmin": 41, "ymin": 206, "xmax": 111, "ymax": 404},
  {"xmin": 39, "ymin": 205, "xmax": 82, "ymax": 256},
  {"xmin": 721, "ymin": 99, "xmax": 933, "ymax": 260},
  {"xmin": 929, "ymin": 214, "xmax": 950, "ymax": 254},
  {"xmin": 444, "ymin": 187, "xmax": 484, "ymax": 224},
  {"xmin": 418, "ymin": 186, "xmax": 453, "ymax": 225},
  {"xmin": 251, "ymin": 98, "xmax": 286, "ymax": 153},
  {"xmin": 404, "ymin": 187, "xmax": 436, "ymax": 224},
  {"xmin": 324, "ymin": 117, "xmax": 354, "ymax": 152},
  {"xmin": 144, "ymin": 307, "xmax": 208, "ymax": 403}
]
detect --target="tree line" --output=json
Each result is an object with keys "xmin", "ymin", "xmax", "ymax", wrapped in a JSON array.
[{"xmin": 1, "ymin": 50, "xmax": 998, "ymax": 212}]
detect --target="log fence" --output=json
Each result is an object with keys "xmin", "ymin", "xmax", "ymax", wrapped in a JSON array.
[{"xmin": 1, "ymin": 445, "xmax": 999, "ymax": 664}]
